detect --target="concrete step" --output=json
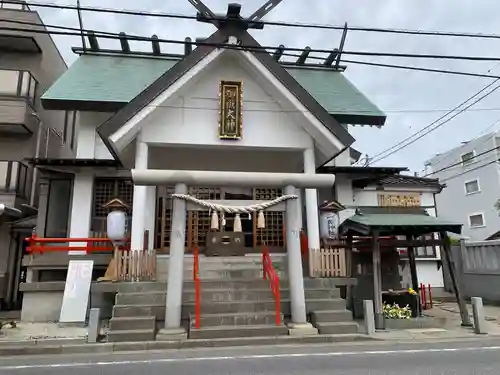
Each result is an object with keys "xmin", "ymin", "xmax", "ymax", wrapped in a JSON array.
[
  {"xmin": 189, "ymin": 324, "xmax": 289, "ymax": 339},
  {"xmin": 109, "ymin": 316, "xmax": 156, "ymax": 331},
  {"xmin": 190, "ymin": 288, "xmax": 339, "ymax": 302},
  {"xmin": 310, "ymin": 310, "xmax": 353, "ymax": 324},
  {"xmin": 115, "ymin": 288, "xmax": 343, "ymax": 307},
  {"xmin": 184, "ymin": 298, "xmax": 346, "ymax": 315},
  {"xmin": 116, "ymin": 279, "xmax": 348, "ymax": 294},
  {"xmin": 107, "ymin": 329, "xmax": 156, "ymax": 342},
  {"xmin": 118, "ymin": 282, "xmax": 165, "ymax": 293},
  {"xmin": 314, "ymin": 322, "xmax": 359, "ymax": 335},
  {"xmin": 116, "ymin": 292, "xmax": 165, "ymax": 306},
  {"xmin": 159, "ymin": 269, "xmax": 288, "ymax": 281},
  {"xmin": 189, "ymin": 279, "xmax": 289, "ymax": 290},
  {"xmin": 113, "ymin": 297, "xmax": 347, "ymax": 319},
  {"xmin": 113, "ymin": 304, "xmax": 164, "ymax": 319},
  {"xmin": 191, "ymin": 311, "xmax": 283, "ymax": 327}
]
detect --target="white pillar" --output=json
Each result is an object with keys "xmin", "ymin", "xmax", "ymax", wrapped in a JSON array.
[
  {"xmin": 68, "ymin": 173, "xmax": 94, "ymax": 255},
  {"xmin": 144, "ymin": 186, "xmax": 156, "ymax": 250},
  {"xmin": 284, "ymin": 184, "xmax": 308, "ymax": 324},
  {"xmin": 130, "ymin": 141, "xmax": 148, "ymax": 250},
  {"xmin": 296, "ymin": 188, "xmax": 303, "ymax": 229},
  {"xmin": 303, "ymin": 148, "xmax": 321, "ymax": 250},
  {"xmin": 160, "ymin": 183, "xmax": 188, "ymax": 337}
]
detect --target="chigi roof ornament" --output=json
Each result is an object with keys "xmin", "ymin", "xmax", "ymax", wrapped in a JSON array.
[{"xmin": 188, "ymin": 0, "xmax": 284, "ymax": 30}]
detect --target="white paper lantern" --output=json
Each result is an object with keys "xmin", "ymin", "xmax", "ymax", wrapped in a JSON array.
[
  {"xmin": 107, "ymin": 210, "xmax": 127, "ymax": 242},
  {"xmin": 319, "ymin": 211, "xmax": 339, "ymax": 240}
]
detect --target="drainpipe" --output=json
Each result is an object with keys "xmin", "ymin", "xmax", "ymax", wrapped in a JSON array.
[{"xmin": 30, "ymin": 113, "xmax": 42, "ymax": 207}]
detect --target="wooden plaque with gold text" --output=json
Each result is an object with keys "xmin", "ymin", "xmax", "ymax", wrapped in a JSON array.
[{"xmin": 218, "ymin": 80, "xmax": 243, "ymax": 139}]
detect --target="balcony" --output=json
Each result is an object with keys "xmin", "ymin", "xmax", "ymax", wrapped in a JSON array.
[
  {"xmin": 0, "ymin": 1, "xmax": 42, "ymax": 53},
  {"xmin": 0, "ymin": 69, "xmax": 38, "ymax": 136},
  {"xmin": 0, "ymin": 0, "xmax": 31, "ymax": 10},
  {"xmin": 0, "ymin": 161, "xmax": 31, "ymax": 207}
]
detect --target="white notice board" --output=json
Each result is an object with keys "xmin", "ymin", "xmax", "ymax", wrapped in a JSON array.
[{"xmin": 59, "ymin": 260, "xmax": 94, "ymax": 324}]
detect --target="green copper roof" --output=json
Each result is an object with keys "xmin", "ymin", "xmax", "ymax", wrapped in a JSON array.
[
  {"xmin": 42, "ymin": 54, "xmax": 385, "ymax": 125},
  {"xmin": 339, "ymin": 207, "xmax": 462, "ymax": 236}
]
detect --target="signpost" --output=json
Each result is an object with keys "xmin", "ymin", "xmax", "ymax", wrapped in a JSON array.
[{"xmin": 59, "ymin": 260, "xmax": 94, "ymax": 325}]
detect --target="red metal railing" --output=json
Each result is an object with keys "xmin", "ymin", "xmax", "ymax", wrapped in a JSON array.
[
  {"xmin": 25, "ymin": 235, "xmax": 130, "ymax": 254},
  {"xmin": 420, "ymin": 283, "xmax": 433, "ymax": 310},
  {"xmin": 262, "ymin": 246, "xmax": 281, "ymax": 326},
  {"xmin": 193, "ymin": 244, "xmax": 201, "ymax": 329}
]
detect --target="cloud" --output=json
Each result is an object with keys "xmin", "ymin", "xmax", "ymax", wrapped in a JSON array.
[{"xmin": 33, "ymin": 0, "xmax": 500, "ymax": 172}]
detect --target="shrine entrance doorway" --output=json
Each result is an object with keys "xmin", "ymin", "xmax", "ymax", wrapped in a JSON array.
[{"xmin": 155, "ymin": 186, "xmax": 286, "ymax": 254}]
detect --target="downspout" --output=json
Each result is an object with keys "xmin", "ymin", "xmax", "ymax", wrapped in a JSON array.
[{"xmin": 30, "ymin": 113, "xmax": 43, "ymax": 207}]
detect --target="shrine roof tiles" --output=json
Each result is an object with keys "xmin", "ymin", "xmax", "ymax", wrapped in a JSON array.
[{"xmin": 41, "ymin": 54, "xmax": 386, "ymax": 126}]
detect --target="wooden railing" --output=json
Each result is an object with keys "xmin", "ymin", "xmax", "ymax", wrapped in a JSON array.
[
  {"xmin": 309, "ymin": 247, "xmax": 347, "ymax": 278},
  {"xmin": 193, "ymin": 244, "xmax": 201, "ymax": 328},
  {"xmin": 262, "ymin": 246, "xmax": 281, "ymax": 326}
]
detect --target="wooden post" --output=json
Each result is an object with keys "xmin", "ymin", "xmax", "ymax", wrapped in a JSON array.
[
  {"xmin": 406, "ymin": 234, "xmax": 420, "ymax": 315},
  {"xmin": 372, "ymin": 230, "xmax": 385, "ymax": 330},
  {"xmin": 345, "ymin": 234, "xmax": 353, "ymax": 310},
  {"xmin": 441, "ymin": 232, "xmax": 472, "ymax": 326}
]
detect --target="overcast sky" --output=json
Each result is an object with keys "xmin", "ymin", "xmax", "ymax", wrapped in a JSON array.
[{"xmin": 35, "ymin": 0, "xmax": 500, "ymax": 173}]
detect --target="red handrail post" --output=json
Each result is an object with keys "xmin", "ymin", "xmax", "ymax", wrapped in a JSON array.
[
  {"xmin": 421, "ymin": 283, "xmax": 427, "ymax": 310},
  {"xmin": 261, "ymin": 246, "xmax": 281, "ymax": 326},
  {"xmin": 428, "ymin": 284, "xmax": 433, "ymax": 309}
]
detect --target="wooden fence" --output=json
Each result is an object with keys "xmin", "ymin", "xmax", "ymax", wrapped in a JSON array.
[
  {"xmin": 309, "ymin": 247, "xmax": 347, "ymax": 278},
  {"xmin": 112, "ymin": 248, "xmax": 157, "ymax": 281}
]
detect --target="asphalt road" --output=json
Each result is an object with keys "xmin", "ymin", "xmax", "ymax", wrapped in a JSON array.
[{"xmin": 1, "ymin": 338, "xmax": 500, "ymax": 375}]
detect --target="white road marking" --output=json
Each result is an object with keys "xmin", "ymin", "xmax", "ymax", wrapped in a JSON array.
[{"xmin": 1, "ymin": 345, "xmax": 500, "ymax": 370}]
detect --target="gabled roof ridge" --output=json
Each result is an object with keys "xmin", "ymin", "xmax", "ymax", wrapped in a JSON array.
[{"xmin": 96, "ymin": 27, "xmax": 355, "ymax": 162}]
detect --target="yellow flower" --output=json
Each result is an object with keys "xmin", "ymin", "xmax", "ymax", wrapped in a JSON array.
[{"xmin": 408, "ymin": 288, "xmax": 417, "ymax": 295}]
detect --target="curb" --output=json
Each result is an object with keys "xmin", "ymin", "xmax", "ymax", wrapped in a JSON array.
[{"xmin": 0, "ymin": 334, "xmax": 378, "ymax": 357}]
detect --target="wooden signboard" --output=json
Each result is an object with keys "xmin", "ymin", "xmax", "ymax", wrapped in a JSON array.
[
  {"xmin": 218, "ymin": 80, "xmax": 243, "ymax": 139},
  {"xmin": 59, "ymin": 260, "xmax": 94, "ymax": 325},
  {"xmin": 378, "ymin": 194, "xmax": 421, "ymax": 207}
]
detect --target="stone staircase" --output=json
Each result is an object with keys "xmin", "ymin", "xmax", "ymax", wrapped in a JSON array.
[{"xmin": 107, "ymin": 256, "xmax": 359, "ymax": 342}]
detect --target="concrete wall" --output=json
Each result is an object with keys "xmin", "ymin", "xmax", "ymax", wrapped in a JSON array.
[
  {"xmin": 443, "ymin": 240, "xmax": 500, "ymax": 302},
  {"xmin": 426, "ymin": 133, "xmax": 500, "ymax": 241}
]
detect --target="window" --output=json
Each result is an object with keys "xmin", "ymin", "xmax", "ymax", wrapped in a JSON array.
[
  {"xmin": 469, "ymin": 213, "xmax": 485, "ymax": 228},
  {"xmin": 63, "ymin": 111, "xmax": 76, "ymax": 144},
  {"xmin": 461, "ymin": 151, "xmax": 475, "ymax": 166},
  {"xmin": 70, "ymin": 112, "xmax": 77, "ymax": 149},
  {"xmin": 0, "ymin": 70, "xmax": 19, "ymax": 95},
  {"xmin": 45, "ymin": 179, "xmax": 72, "ymax": 238},
  {"xmin": 464, "ymin": 179, "xmax": 480, "ymax": 195},
  {"xmin": 0, "ymin": 69, "xmax": 37, "ymax": 103},
  {"xmin": 63, "ymin": 112, "xmax": 69, "ymax": 143}
]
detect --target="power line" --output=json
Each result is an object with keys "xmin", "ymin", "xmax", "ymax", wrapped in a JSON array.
[
  {"xmin": 423, "ymin": 143, "xmax": 500, "ymax": 177},
  {"xmin": 7, "ymin": 0, "xmax": 500, "ymax": 41},
  {"xmin": 421, "ymin": 117, "xmax": 500, "ymax": 172},
  {"xmin": 368, "ymin": 82, "xmax": 500, "ymax": 165},
  {"xmin": 439, "ymin": 157, "xmax": 500, "ymax": 183},
  {"xmin": 366, "ymin": 73, "xmax": 500, "ymax": 165},
  {"xmin": 2, "ymin": 24, "xmax": 500, "ymax": 81},
  {"xmin": 3, "ymin": 20, "xmax": 500, "ymax": 63}
]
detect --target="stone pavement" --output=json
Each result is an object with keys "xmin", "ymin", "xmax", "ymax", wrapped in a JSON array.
[{"xmin": 1, "ymin": 301, "xmax": 500, "ymax": 356}]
